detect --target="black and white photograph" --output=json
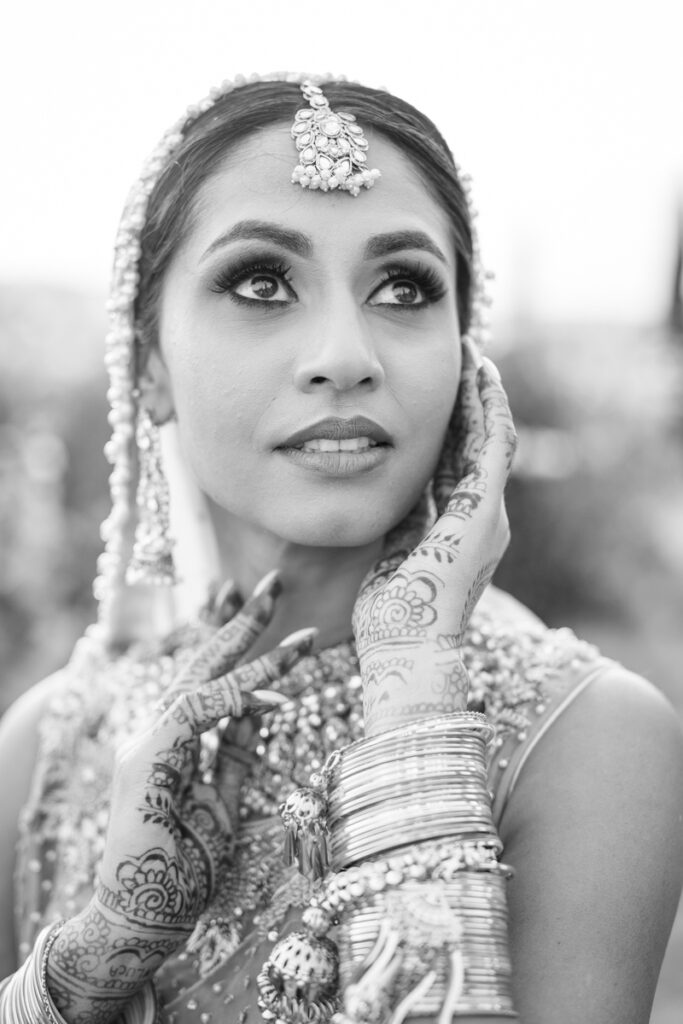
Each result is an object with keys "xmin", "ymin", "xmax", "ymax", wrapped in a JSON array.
[{"xmin": 0, "ymin": 3, "xmax": 682, "ymax": 1022}]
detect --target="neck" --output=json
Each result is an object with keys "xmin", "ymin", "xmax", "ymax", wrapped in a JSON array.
[{"xmin": 209, "ymin": 506, "xmax": 383, "ymax": 657}]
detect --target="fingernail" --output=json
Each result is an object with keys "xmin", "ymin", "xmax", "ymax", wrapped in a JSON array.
[
  {"xmin": 479, "ymin": 357, "xmax": 502, "ymax": 384},
  {"xmin": 253, "ymin": 689, "xmax": 289, "ymax": 705},
  {"xmin": 462, "ymin": 335, "xmax": 483, "ymax": 370},
  {"xmin": 279, "ymin": 626, "xmax": 318, "ymax": 653},
  {"xmin": 215, "ymin": 579, "xmax": 242, "ymax": 621},
  {"xmin": 244, "ymin": 690, "xmax": 289, "ymax": 714},
  {"xmin": 252, "ymin": 569, "xmax": 282, "ymax": 600},
  {"xmin": 215, "ymin": 578, "xmax": 239, "ymax": 608}
]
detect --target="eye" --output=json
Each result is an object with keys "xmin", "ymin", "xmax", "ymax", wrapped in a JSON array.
[
  {"xmin": 368, "ymin": 262, "xmax": 447, "ymax": 310},
  {"xmin": 233, "ymin": 271, "xmax": 291, "ymax": 302},
  {"xmin": 210, "ymin": 259, "xmax": 296, "ymax": 306},
  {"xmin": 370, "ymin": 278, "xmax": 425, "ymax": 306}
]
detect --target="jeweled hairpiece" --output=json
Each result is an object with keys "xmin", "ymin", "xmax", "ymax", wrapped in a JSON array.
[{"xmin": 291, "ymin": 81, "xmax": 380, "ymax": 196}]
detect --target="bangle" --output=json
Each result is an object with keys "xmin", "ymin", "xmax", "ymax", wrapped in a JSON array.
[
  {"xmin": 264, "ymin": 712, "xmax": 518, "ymax": 1021},
  {"xmin": 0, "ymin": 920, "xmax": 159, "ymax": 1024},
  {"xmin": 0, "ymin": 920, "xmax": 67, "ymax": 1023}
]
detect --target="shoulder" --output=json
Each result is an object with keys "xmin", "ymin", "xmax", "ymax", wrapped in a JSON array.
[
  {"xmin": 0, "ymin": 671, "xmax": 71, "ymax": 810},
  {"xmin": 501, "ymin": 661, "xmax": 683, "ymax": 1022},
  {"xmin": 0, "ymin": 673, "xmax": 63, "ymax": 757},
  {"xmin": 507, "ymin": 660, "xmax": 683, "ymax": 828}
]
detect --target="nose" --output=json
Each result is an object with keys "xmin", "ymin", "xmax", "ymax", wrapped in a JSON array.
[{"xmin": 292, "ymin": 303, "xmax": 385, "ymax": 395}]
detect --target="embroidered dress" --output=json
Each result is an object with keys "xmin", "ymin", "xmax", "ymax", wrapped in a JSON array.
[{"xmin": 15, "ymin": 592, "xmax": 609, "ymax": 1023}]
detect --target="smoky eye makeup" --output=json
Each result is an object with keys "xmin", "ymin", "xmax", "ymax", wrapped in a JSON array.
[
  {"xmin": 208, "ymin": 252, "xmax": 296, "ymax": 306},
  {"xmin": 367, "ymin": 259, "xmax": 449, "ymax": 309}
]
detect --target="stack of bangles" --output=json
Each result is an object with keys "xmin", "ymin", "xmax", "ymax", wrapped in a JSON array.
[{"xmin": 258, "ymin": 712, "xmax": 518, "ymax": 1023}]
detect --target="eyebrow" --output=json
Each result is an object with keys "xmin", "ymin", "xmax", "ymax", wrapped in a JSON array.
[
  {"xmin": 200, "ymin": 220, "xmax": 312, "ymax": 261},
  {"xmin": 364, "ymin": 230, "xmax": 449, "ymax": 265},
  {"xmin": 200, "ymin": 220, "xmax": 448, "ymax": 265}
]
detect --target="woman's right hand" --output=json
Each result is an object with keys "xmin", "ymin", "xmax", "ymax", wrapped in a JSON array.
[{"xmin": 45, "ymin": 571, "xmax": 315, "ymax": 1024}]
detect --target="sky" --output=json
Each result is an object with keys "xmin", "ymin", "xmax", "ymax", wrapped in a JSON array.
[{"xmin": 1, "ymin": 0, "xmax": 681, "ymax": 326}]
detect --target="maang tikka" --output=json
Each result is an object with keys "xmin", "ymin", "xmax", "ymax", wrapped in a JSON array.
[{"xmin": 291, "ymin": 81, "xmax": 381, "ymax": 196}]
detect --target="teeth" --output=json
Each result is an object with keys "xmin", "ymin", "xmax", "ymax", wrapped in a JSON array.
[{"xmin": 301, "ymin": 436, "xmax": 376, "ymax": 453}]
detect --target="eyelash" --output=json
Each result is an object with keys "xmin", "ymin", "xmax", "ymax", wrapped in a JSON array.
[
  {"xmin": 209, "ymin": 256, "xmax": 447, "ymax": 309},
  {"xmin": 210, "ymin": 258, "xmax": 295, "ymax": 306},
  {"xmin": 372, "ymin": 261, "xmax": 447, "ymax": 308}
]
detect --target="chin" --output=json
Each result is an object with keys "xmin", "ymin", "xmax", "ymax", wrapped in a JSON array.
[{"xmin": 268, "ymin": 492, "xmax": 420, "ymax": 549}]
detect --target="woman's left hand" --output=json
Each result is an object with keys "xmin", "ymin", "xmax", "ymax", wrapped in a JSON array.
[{"xmin": 352, "ymin": 340, "xmax": 517, "ymax": 736}]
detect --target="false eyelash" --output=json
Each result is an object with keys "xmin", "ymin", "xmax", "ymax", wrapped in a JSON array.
[
  {"xmin": 372, "ymin": 261, "xmax": 448, "ymax": 305},
  {"xmin": 210, "ymin": 256, "xmax": 294, "ymax": 297}
]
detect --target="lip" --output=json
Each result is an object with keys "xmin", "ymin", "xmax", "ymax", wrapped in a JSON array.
[
  {"xmin": 277, "ymin": 416, "xmax": 393, "ymax": 449},
  {"xmin": 278, "ymin": 445, "xmax": 391, "ymax": 477}
]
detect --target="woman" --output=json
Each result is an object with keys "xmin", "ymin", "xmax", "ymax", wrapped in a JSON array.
[{"xmin": 0, "ymin": 74, "xmax": 681, "ymax": 1024}]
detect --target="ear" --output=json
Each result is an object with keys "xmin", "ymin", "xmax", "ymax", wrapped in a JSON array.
[{"xmin": 138, "ymin": 347, "xmax": 175, "ymax": 425}]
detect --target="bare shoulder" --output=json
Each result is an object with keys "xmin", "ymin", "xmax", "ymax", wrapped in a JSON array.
[
  {"xmin": 0, "ymin": 673, "xmax": 61, "ymax": 765},
  {"xmin": 0, "ymin": 673, "xmax": 64, "ymax": 975},
  {"xmin": 501, "ymin": 662, "xmax": 683, "ymax": 1024}
]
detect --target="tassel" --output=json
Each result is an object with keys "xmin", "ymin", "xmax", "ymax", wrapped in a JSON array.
[{"xmin": 437, "ymin": 948, "xmax": 465, "ymax": 1024}]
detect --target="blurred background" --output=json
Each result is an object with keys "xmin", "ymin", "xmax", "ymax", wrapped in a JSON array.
[{"xmin": 1, "ymin": 0, "xmax": 681, "ymax": 1017}]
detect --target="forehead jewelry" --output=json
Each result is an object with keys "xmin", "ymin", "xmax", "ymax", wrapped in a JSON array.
[
  {"xmin": 291, "ymin": 81, "xmax": 381, "ymax": 196},
  {"xmin": 90, "ymin": 72, "xmax": 491, "ymax": 650}
]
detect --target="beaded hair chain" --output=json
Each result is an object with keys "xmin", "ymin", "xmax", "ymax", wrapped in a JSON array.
[{"xmin": 89, "ymin": 73, "xmax": 493, "ymax": 651}]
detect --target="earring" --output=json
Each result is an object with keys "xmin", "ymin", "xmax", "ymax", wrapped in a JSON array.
[{"xmin": 126, "ymin": 407, "xmax": 177, "ymax": 586}]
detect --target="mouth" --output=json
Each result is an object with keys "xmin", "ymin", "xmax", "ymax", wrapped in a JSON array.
[
  {"xmin": 276, "ymin": 417, "xmax": 392, "ymax": 477},
  {"xmin": 277, "ymin": 416, "xmax": 392, "ymax": 451}
]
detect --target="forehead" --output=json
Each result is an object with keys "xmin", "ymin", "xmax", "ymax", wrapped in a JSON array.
[{"xmin": 185, "ymin": 123, "xmax": 455, "ymax": 263}]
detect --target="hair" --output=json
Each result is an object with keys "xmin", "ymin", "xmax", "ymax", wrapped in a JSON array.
[{"xmin": 135, "ymin": 79, "xmax": 474, "ymax": 350}]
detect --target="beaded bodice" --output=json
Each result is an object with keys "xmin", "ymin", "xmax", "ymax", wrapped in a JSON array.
[{"xmin": 15, "ymin": 593, "xmax": 604, "ymax": 1018}]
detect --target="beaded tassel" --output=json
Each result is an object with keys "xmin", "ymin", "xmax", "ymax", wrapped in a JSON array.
[{"xmin": 126, "ymin": 408, "xmax": 176, "ymax": 586}]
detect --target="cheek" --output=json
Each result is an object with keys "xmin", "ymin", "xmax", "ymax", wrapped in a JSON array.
[{"xmin": 399, "ymin": 346, "xmax": 461, "ymax": 453}]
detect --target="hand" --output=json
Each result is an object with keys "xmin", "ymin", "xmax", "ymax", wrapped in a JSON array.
[
  {"xmin": 46, "ymin": 571, "xmax": 316, "ymax": 1024},
  {"xmin": 353, "ymin": 340, "xmax": 517, "ymax": 736}
]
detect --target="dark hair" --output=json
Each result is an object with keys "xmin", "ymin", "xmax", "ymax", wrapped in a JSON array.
[{"xmin": 135, "ymin": 80, "xmax": 473, "ymax": 349}]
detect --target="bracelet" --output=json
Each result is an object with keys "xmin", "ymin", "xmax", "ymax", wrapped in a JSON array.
[
  {"xmin": 0, "ymin": 920, "xmax": 67, "ymax": 1023},
  {"xmin": 0, "ymin": 920, "xmax": 159, "ymax": 1024},
  {"xmin": 264, "ymin": 712, "xmax": 518, "ymax": 1021}
]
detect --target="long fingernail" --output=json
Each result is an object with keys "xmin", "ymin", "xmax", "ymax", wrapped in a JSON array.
[
  {"xmin": 215, "ymin": 578, "xmax": 239, "ymax": 608},
  {"xmin": 279, "ymin": 627, "xmax": 318, "ymax": 653},
  {"xmin": 243, "ymin": 690, "xmax": 289, "ymax": 714},
  {"xmin": 252, "ymin": 569, "xmax": 282, "ymax": 600},
  {"xmin": 479, "ymin": 357, "xmax": 502, "ymax": 384},
  {"xmin": 215, "ymin": 579, "xmax": 242, "ymax": 621},
  {"xmin": 462, "ymin": 335, "xmax": 483, "ymax": 369}
]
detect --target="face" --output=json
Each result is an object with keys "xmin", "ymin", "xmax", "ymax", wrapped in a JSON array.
[{"xmin": 151, "ymin": 124, "xmax": 462, "ymax": 548}]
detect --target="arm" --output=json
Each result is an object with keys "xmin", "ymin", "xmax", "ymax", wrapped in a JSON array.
[
  {"xmin": 0, "ymin": 676, "xmax": 55, "ymax": 976},
  {"xmin": 499, "ymin": 665, "xmax": 683, "ymax": 1024}
]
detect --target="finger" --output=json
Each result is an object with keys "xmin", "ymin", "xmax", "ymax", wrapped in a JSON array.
[
  {"xmin": 180, "ymin": 569, "xmax": 282, "ymax": 685},
  {"xmin": 153, "ymin": 629, "xmax": 318, "ymax": 749},
  {"xmin": 213, "ymin": 578, "xmax": 244, "ymax": 626},
  {"xmin": 210, "ymin": 627, "xmax": 317, "ymax": 695},
  {"xmin": 434, "ymin": 340, "xmax": 485, "ymax": 515},
  {"xmin": 476, "ymin": 359, "xmax": 518, "ymax": 487}
]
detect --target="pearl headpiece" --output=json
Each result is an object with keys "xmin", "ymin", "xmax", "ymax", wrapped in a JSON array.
[
  {"xmin": 291, "ymin": 81, "xmax": 381, "ymax": 196},
  {"xmin": 90, "ymin": 72, "xmax": 493, "ymax": 651}
]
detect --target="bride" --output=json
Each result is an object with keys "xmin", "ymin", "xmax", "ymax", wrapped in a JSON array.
[{"xmin": 0, "ymin": 74, "xmax": 681, "ymax": 1024}]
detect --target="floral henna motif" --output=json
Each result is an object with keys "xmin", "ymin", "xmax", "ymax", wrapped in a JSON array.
[{"xmin": 116, "ymin": 850, "xmax": 191, "ymax": 922}]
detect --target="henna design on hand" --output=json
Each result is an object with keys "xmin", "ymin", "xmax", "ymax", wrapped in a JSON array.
[{"xmin": 354, "ymin": 350, "xmax": 516, "ymax": 735}]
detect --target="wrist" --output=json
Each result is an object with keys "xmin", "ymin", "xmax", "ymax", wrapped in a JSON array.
[
  {"xmin": 45, "ymin": 902, "xmax": 176, "ymax": 1024},
  {"xmin": 361, "ymin": 644, "xmax": 469, "ymax": 737}
]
